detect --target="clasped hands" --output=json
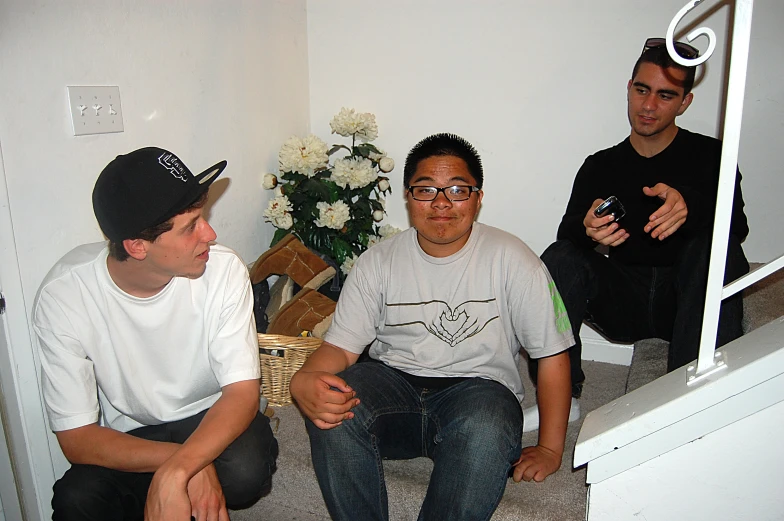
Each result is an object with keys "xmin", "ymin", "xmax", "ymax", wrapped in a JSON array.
[
  {"xmin": 289, "ymin": 370, "xmax": 360, "ymax": 430},
  {"xmin": 584, "ymin": 183, "xmax": 688, "ymax": 246},
  {"xmin": 144, "ymin": 462, "xmax": 228, "ymax": 521}
]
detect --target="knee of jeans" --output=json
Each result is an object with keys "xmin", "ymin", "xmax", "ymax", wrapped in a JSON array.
[
  {"xmin": 221, "ymin": 435, "xmax": 278, "ymax": 508},
  {"xmin": 52, "ymin": 467, "xmax": 118, "ymax": 518},
  {"xmin": 541, "ymin": 240, "xmax": 584, "ymax": 277},
  {"xmin": 442, "ymin": 397, "xmax": 522, "ymax": 457}
]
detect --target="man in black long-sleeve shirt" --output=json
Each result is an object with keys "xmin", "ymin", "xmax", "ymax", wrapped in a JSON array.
[{"xmin": 524, "ymin": 39, "xmax": 750, "ymax": 432}]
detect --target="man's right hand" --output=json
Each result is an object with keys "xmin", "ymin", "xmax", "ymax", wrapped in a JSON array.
[
  {"xmin": 290, "ymin": 370, "xmax": 360, "ymax": 430},
  {"xmin": 583, "ymin": 198, "xmax": 629, "ymax": 247}
]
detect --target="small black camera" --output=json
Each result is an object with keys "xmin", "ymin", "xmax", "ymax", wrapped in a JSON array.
[{"xmin": 594, "ymin": 196, "xmax": 626, "ymax": 222}]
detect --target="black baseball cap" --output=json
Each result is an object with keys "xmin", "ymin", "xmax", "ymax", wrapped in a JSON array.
[{"xmin": 92, "ymin": 147, "xmax": 226, "ymax": 242}]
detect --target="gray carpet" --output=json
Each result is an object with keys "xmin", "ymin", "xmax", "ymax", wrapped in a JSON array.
[{"xmin": 231, "ymin": 263, "xmax": 784, "ymax": 521}]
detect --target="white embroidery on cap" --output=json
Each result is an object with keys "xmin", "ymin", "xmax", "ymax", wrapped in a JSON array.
[{"xmin": 158, "ymin": 153, "xmax": 188, "ymax": 182}]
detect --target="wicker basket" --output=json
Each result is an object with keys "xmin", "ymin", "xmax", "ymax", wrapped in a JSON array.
[{"xmin": 258, "ymin": 333, "xmax": 321, "ymax": 406}]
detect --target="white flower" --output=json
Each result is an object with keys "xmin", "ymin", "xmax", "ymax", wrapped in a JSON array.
[
  {"xmin": 377, "ymin": 178, "xmax": 390, "ymax": 192},
  {"xmin": 273, "ymin": 213, "xmax": 293, "ymax": 230},
  {"xmin": 262, "ymin": 173, "xmax": 278, "ymax": 189},
  {"xmin": 329, "ymin": 108, "xmax": 379, "ymax": 142},
  {"xmin": 367, "ymin": 235, "xmax": 381, "ymax": 248},
  {"xmin": 378, "ymin": 224, "xmax": 403, "ymax": 238},
  {"xmin": 315, "ymin": 200, "xmax": 351, "ymax": 230},
  {"xmin": 264, "ymin": 195, "xmax": 293, "ymax": 220},
  {"xmin": 273, "ymin": 186, "xmax": 283, "ymax": 197},
  {"xmin": 377, "ymin": 197, "xmax": 386, "ymax": 210},
  {"xmin": 379, "ymin": 157, "xmax": 395, "ymax": 173},
  {"xmin": 279, "ymin": 135, "xmax": 329, "ymax": 177},
  {"xmin": 331, "ymin": 157, "xmax": 378, "ymax": 189},
  {"xmin": 372, "ymin": 210, "xmax": 384, "ymax": 222},
  {"xmin": 340, "ymin": 253, "xmax": 359, "ymax": 276}
]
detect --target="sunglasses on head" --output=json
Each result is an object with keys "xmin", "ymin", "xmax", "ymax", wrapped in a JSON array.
[{"xmin": 643, "ymin": 37, "xmax": 700, "ymax": 59}]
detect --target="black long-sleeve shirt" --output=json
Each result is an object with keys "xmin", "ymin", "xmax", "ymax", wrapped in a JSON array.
[{"xmin": 557, "ymin": 128, "xmax": 749, "ymax": 266}]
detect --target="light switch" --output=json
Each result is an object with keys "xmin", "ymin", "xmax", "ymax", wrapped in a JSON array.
[{"xmin": 67, "ymin": 86, "xmax": 124, "ymax": 136}]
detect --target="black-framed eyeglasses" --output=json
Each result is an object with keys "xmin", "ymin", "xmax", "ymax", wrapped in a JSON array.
[
  {"xmin": 407, "ymin": 185, "xmax": 480, "ymax": 202},
  {"xmin": 642, "ymin": 37, "xmax": 700, "ymax": 59}
]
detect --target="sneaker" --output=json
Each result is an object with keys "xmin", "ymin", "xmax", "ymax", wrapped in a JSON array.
[{"xmin": 522, "ymin": 397, "xmax": 581, "ymax": 433}]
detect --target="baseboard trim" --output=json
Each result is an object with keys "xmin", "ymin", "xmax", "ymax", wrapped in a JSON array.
[{"xmin": 581, "ymin": 327, "xmax": 634, "ymax": 366}]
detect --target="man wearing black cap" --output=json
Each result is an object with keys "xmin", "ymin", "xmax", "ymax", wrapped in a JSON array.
[{"xmin": 33, "ymin": 147, "xmax": 278, "ymax": 521}]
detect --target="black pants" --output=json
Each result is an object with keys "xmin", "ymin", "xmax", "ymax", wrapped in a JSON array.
[
  {"xmin": 51, "ymin": 410, "xmax": 278, "ymax": 521},
  {"xmin": 529, "ymin": 233, "xmax": 749, "ymax": 395}
]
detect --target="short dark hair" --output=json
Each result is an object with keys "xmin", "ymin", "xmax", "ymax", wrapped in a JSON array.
[
  {"xmin": 632, "ymin": 46, "xmax": 696, "ymax": 95},
  {"xmin": 108, "ymin": 192, "xmax": 209, "ymax": 261},
  {"xmin": 403, "ymin": 133, "xmax": 484, "ymax": 189}
]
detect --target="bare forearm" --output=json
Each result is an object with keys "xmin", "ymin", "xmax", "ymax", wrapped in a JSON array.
[
  {"xmin": 298, "ymin": 341, "xmax": 359, "ymax": 375},
  {"xmin": 158, "ymin": 379, "xmax": 260, "ymax": 482},
  {"xmin": 56, "ymin": 424, "xmax": 180, "ymax": 473},
  {"xmin": 56, "ymin": 379, "xmax": 260, "ymax": 478},
  {"xmin": 536, "ymin": 351, "xmax": 571, "ymax": 455}
]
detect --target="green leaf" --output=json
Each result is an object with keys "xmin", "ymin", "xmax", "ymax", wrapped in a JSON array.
[
  {"xmin": 328, "ymin": 144, "xmax": 351, "ymax": 156},
  {"xmin": 332, "ymin": 237, "xmax": 352, "ymax": 264},
  {"xmin": 301, "ymin": 178, "xmax": 331, "ymax": 199},
  {"xmin": 281, "ymin": 171, "xmax": 307, "ymax": 183},
  {"xmin": 270, "ymin": 228, "xmax": 290, "ymax": 247},
  {"xmin": 353, "ymin": 143, "xmax": 381, "ymax": 159}
]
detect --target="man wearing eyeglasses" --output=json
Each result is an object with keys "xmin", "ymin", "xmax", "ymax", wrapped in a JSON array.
[
  {"xmin": 290, "ymin": 133, "xmax": 574, "ymax": 520},
  {"xmin": 527, "ymin": 38, "xmax": 750, "ymax": 431}
]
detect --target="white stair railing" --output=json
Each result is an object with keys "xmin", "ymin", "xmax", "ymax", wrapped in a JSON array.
[{"xmin": 665, "ymin": 0, "xmax": 784, "ymax": 383}]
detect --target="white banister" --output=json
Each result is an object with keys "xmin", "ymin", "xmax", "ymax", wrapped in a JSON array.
[{"xmin": 664, "ymin": 0, "xmax": 756, "ymax": 378}]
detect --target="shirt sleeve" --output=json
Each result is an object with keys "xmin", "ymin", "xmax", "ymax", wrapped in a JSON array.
[
  {"xmin": 506, "ymin": 248, "xmax": 574, "ymax": 359},
  {"xmin": 324, "ymin": 253, "xmax": 383, "ymax": 354},
  {"xmin": 208, "ymin": 254, "xmax": 261, "ymax": 387},
  {"xmin": 557, "ymin": 156, "xmax": 603, "ymax": 249},
  {"xmin": 34, "ymin": 293, "xmax": 101, "ymax": 432}
]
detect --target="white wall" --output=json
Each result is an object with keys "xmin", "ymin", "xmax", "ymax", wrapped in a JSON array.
[
  {"xmin": 0, "ymin": 0, "xmax": 310, "ymax": 517},
  {"xmin": 307, "ymin": 0, "xmax": 784, "ymax": 262}
]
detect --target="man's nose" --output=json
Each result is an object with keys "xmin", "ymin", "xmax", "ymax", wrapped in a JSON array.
[
  {"xmin": 431, "ymin": 191, "xmax": 453, "ymax": 207},
  {"xmin": 642, "ymin": 93, "xmax": 657, "ymax": 111},
  {"xmin": 202, "ymin": 220, "xmax": 218, "ymax": 242}
]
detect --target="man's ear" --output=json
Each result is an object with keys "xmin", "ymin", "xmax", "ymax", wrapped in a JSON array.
[
  {"xmin": 122, "ymin": 238, "xmax": 148, "ymax": 261},
  {"xmin": 677, "ymin": 92, "xmax": 694, "ymax": 116}
]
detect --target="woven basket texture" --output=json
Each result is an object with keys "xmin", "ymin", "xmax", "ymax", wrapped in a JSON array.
[{"xmin": 258, "ymin": 334, "xmax": 321, "ymax": 406}]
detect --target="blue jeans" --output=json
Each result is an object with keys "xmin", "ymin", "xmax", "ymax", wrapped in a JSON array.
[
  {"xmin": 306, "ymin": 360, "xmax": 523, "ymax": 521},
  {"xmin": 51, "ymin": 410, "xmax": 278, "ymax": 521},
  {"xmin": 530, "ymin": 232, "xmax": 749, "ymax": 388}
]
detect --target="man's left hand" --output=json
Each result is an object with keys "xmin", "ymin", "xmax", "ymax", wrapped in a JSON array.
[
  {"xmin": 144, "ymin": 462, "xmax": 229, "ymax": 521},
  {"xmin": 511, "ymin": 445, "xmax": 563, "ymax": 483},
  {"xmin": 643, "ymin": 183, "xmax": 688, "ymax": 240},
  {"xmin": 187, "ymin": 464, "xmax": 229, "ymax": 521}
]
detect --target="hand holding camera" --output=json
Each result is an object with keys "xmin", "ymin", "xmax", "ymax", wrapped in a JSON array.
[{"xmin": 583, "ymin": 196, "xmax": 629, "ymax": 247}]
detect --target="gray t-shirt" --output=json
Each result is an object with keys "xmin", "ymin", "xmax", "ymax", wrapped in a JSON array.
[{"xmin": 325, "ymin": 223, "xmax": 574, "ymax": 403}]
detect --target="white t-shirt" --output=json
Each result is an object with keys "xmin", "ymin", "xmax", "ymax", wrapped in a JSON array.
[
  {"xmin": 325, "ymin": 223, "xmax": 574, "ymax": 403},
  {"xmin": 33, "ymin": 242, "xmax": 260, "ymax": 433}
]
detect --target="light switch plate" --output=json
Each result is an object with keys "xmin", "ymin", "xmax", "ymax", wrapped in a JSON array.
[{"xmin": 67, "ymin": 86, "xmax": 124, "ymax": 136}]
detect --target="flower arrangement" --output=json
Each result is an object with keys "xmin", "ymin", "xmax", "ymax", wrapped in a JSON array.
[{"xmin": 263, "ymin": 108, "xmax": 402, "ymax": 279}]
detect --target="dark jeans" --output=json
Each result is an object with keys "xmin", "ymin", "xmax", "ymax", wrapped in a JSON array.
[
  {"xmin": 530, "ymin": 233, "xmax": 749, "ymax": 391},
  {"xmin": 306, "ymin": 361, "xmax": 523, "ymax": 521},
  {"xmin": 51, "ymin": 410, "xmax": 278, "ymax": 521}
]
